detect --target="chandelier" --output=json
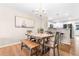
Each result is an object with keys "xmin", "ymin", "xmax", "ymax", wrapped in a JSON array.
[
  {"xmin": 32, "ymin": 4, "xmax": 47, "ymax": 18},
  {"xmin": 32, "ymin": 4, "xmax": 47, "ymax": 28}
]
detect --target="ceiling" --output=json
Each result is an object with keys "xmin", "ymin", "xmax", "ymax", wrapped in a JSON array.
[
  {"xmin": 15, "ymin": 3, "xmax": 79, "ymax": 22},
  {"xmin": 1, "ymin": 3, "xmax": 79, "ymax": 22}
]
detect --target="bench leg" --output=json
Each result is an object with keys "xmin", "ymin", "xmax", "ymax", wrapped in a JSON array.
[
  {"xmin": 29, "ymin": 49, "xmax": 32, "ymax": 56},
  {"xmin": 21, "ymin": 42, "xmax": 23, "ymax": 50}
]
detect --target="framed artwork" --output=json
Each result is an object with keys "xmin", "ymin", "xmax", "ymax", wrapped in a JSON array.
[
  {"xmin": 75, "ymin": 22, "xmax": 79, "ymax": 30},
  {"xmin": 76, "ymin": 25, "xmax": 79, "ymax": 30},
  {"xmin": 15, "ymin": 16, "xmax": 34, "ymax": 28}
]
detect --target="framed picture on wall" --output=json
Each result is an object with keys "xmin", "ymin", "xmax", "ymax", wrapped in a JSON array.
[
  {"xmin": 15, "ymin": 16, "xmax": 34, "ymax": 28},
  {"xmin": 75, "ymin": 22, "xmax": 79, "ymax": 30},
  {"xmin": 76, "ymin": 25, "xmax": 79, "ymax": 30}
]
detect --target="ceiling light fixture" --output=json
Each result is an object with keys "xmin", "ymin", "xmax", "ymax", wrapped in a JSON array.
[{"xmin": 32, "ymin": 3, "xmax": 47, "ymax": 28}]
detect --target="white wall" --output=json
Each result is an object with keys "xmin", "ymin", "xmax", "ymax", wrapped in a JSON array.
[{"xmin": 0, "ymin": 5, "xmax": 42, "ymax": 45}]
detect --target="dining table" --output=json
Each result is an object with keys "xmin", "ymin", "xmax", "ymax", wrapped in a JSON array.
[{"xmin": 25, "ymin": 33, "xmax": 54, "ymax": 55}]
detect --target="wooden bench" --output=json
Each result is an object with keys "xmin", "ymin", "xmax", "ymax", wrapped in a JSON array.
[{"xmin": 21, "ymin": 39, "xmax": 39, "ymax": 56}]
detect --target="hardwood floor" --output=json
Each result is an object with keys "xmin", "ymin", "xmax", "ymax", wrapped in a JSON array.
[
  {"xmin": 0, "ymin": 44, "xmax": 29, "ymax": 56},
  {"xmin": 0, "ymin": 43, "xmax": 71, "ymax": 56},
  {"xmin": 0, "ymin": 36, "xmax": 78, "ymax": 56}
]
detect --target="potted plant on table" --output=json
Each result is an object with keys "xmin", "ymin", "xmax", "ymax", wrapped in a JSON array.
[{"xmin": 37, "ymin": 28, "xmax": 44, "ymax": 33}]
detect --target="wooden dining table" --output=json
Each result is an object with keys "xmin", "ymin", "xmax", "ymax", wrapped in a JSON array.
[{"xmin": 25, "ymin": 33, "xmax": 54, "ymax": 55}]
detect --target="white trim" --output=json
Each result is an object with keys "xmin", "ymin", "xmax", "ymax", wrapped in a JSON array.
[{"xmin": 0, "ymin": 42, "xmax": 21, "ymax": 48}]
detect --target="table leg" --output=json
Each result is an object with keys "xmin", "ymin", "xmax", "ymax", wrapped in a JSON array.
[{"xmin": 42, "ymin": 39, "xmax": 45, "ymax": 55}]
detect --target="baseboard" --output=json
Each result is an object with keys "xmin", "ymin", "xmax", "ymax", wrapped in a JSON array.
[{"xmin": 0, "ymin": 42, "xmax": 21, "ymax": 48}]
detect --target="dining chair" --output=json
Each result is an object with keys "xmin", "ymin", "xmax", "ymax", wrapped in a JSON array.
[
  {"xmin": 46, "ymin": 31, "xmax": 53, "ymax": 34},
  {"xmin": 26, "ymin": 30, "xmax": 36, "ymax": 42},
  {"xmin": 43, "ymin": 31, "xmax": 53, "ymax": 44},
  {"xmin": 60, "ymin": 33, "xmax": 64, "ymax": 44},
  {"xmin": 44, "ymin": 32, "xmax": 60, "ymax": 56},
  {"xmin": 21, "ymin": 39, "xmax": 40, "ymax": 56}
]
